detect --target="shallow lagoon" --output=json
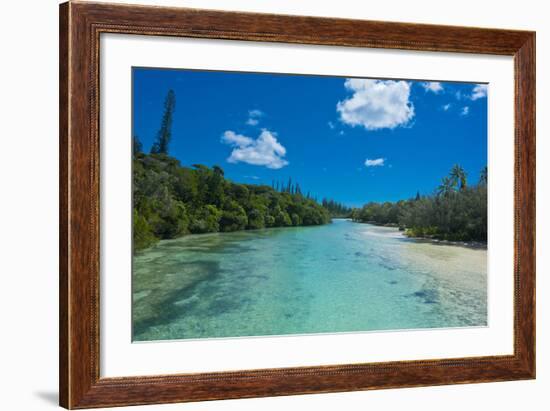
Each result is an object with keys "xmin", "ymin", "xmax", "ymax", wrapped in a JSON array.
[{"xmin": 132, "ymin": 219, "xmax": 487, "ymax": 341}]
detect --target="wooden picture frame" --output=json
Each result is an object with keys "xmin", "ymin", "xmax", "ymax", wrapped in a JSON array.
[{"xmin": 59, "ymin": 1, "xmax": 535, "ymax": 408}]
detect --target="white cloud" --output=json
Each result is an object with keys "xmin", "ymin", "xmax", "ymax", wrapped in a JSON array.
[
  {"xmin": 461, "ymin": 106, "xmax": 470, "ymax": 116},
  {"xmin": 221, "ymin": 129, "xmax": 288, "ymax": 169},
  {"xmin": 471, "ymin": 84, "xmax": 488, "ymax": 100},
  {"xmin": 337, "ymin": 79, "xmax": 414, "ymax": 130},
  {"xmin": 442, "ymin": 103, "xmax": 452, "ymax": 111},
  {"xmin": 246, "ymin": 109, "xmax": 264, "ymax": 126},
  {"xmin": 328, "ymin": 121, "xmax": 335, "ymax": 129},
  {"xmin": 422, "ymin": 82, "xmax": 443, "ymax": 93},
  {"xmin": 221, "ymin": 130, "xmax": 253, "ymax": 147},
  {"xmin": 365, "ymin": 158, "xmax": 385, "ymax": 167}
]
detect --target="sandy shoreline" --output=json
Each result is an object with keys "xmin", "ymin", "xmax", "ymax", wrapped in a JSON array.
[
  {"xmin": 352, "ymin": 220, "xmax": 487, "ymax": 250},
  {"xmin": 400, "ymin": 233, "xmax": 487, "ymax": 250}
]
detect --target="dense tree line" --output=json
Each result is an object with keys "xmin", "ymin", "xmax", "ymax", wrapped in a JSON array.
[
  {"xmin": 271, "ymin": 178, "xmax": 306, "ymax": 196},
  {"xmin": 351, "ymin": 165, "xmax": 487, "ymax": 242},
  {"xmin": 269, "ymin": 180, "xmax": 352, "ymax": 217},
  {"xmin": 321, "ymin": 198, "xmax": 352, "ymax": 218},
  {"xmin": 133, "ymin": 152, "xmax": 331, "ymax": 251}
]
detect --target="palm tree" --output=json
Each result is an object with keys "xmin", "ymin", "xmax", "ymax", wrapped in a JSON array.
[
  {"xmin": 450, "ymin": 164, "xmax": 467, "ymax": 191},
  {"xmin": 479, "ymin": 166, "xmax": 488, "ymax": 185},
  {"xmin": 437, "ymin": 176, "xmax": 454, "ymax": 197}
]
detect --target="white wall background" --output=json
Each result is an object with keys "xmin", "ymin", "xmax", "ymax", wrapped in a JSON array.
[{"xmin": 0, "ymin": 0, "xmax": 546, "ymax": 410}]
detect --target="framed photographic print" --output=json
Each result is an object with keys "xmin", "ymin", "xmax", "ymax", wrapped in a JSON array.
[{"xmin": 59, "ymin": 1, "xmax": 535, "ymax": 409}]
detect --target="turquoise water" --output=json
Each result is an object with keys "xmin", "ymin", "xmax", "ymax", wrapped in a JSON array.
[{"xmin": 132, "ymin": 219, "xmax": 487, "ymax": 341}]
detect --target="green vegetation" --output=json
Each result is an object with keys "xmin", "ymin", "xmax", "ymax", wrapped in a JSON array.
[
  {"xmin": 268, "ymin": 179, "xmax": 352, "ymax": 218},
  {"xmin": 133, "ymin": 152, "xmax": 331, "ymax": 251},
  {"xmin": 351, "ymin": 164, "xmax": 487, "ymax": 242},
  {"xmin": 321, "ymin": 198, "xmax": 352, "ymax": 218}
]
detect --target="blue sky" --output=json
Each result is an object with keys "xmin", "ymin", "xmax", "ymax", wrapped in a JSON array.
[{"xmin": 133, "ymin": 68, "xmax": 487, "ymax": 207}]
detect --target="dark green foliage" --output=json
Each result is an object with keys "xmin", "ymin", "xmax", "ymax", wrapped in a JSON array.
[
  {"xmin": 189, "ymin": 205, "xmax": 221, "ymax": 234},
  {"xmin": 150, "ymin": 90, "xmax": 176, "ymax": 155},
  {"xmin": 133, "ymin": 153, "xmax": 331, "ymax": 251},
  {"xmin": 351, "ymin": 165, "xmax": 487, "ymax": 242},
  {"xmin": 350, "ymin": 200, "xmax": 408, "ymax": 227},
  {"xmin": 322, "ymin": 198, "xmax": 352, "ymax": 217},
  {"xmin": 133, "ymin": 209, "xmax": 157, "ymax": 250},
  {"xmin": 220, "ymin": 200, "xmax": 248, "ymax": 232}
]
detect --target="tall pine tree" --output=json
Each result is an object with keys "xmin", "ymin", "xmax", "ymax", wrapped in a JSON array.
[{"xmin": 151, "ymin": 89, "xmax": 176, "ymax": 155}]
